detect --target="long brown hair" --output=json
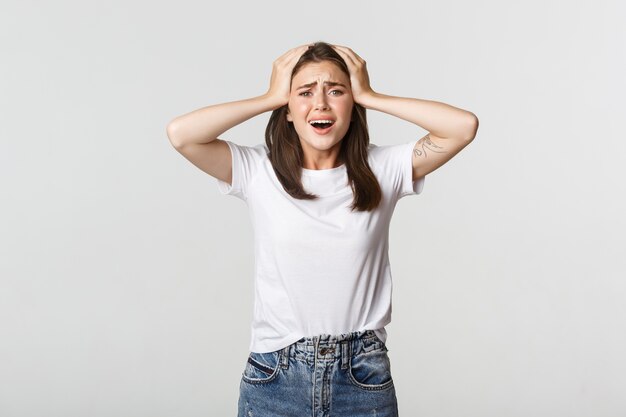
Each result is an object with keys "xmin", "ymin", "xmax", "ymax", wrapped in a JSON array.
[{"xmin": 265, "ymin": 42, "xmax": 382, "ymax": 212}]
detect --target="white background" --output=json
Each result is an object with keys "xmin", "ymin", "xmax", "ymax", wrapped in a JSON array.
[{"xmin": 1, "ymin": 0, "xmax": 625, "ymax": 416}]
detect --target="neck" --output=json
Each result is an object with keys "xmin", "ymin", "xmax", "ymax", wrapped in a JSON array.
[{"xmin": 300, "ymin": 142, "xmax": 343, "ymax": 170}]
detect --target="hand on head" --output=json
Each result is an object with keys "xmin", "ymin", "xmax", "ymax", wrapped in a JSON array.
[
  {"xmin": 266, "ymin": 44, "xmax": 311, "ymax": 108},
  {"xmin": 331, "ymin": 44, "xmax": 374, "ymax": 106},
  {"xmin": 266, "ymin": 43, "xmax": 375, "ymax": 109}
]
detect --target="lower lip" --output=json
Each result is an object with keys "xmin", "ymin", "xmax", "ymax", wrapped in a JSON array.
[{"xmin": 309, "ymin": 123, "xmax": 335, "ymax": 135}]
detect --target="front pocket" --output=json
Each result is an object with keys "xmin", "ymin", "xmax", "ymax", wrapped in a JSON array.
[
  {"xmin": 248, "ymin": 356, "xmax": 275, "ymax": 375},
  {"xmin": 241, "ymin": 351, "xmax": 281, "ymax": 384},
  {"xmin": 348, "ymin": 349, "xmax": 394, "ymax": 390}
]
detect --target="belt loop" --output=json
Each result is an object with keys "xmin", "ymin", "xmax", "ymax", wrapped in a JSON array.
[
  {"xmin": 280, "ymin": 344, "xmax": 290, "ymax": 369},
  {"xmin": 341, "ymin": 340, "xmax": 349, "ymax": 370}
]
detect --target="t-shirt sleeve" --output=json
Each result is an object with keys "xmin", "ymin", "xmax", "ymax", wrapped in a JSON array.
[
  {"xmin": 215, "ymin": 140, "xmax": 263, "ymax": 201},
  {"xmin": 398, "ymin": 139, "xmax": 426, "ymax": 198},
  {"xmin": 371, "ymin": 139, "xmax": 426, "ymax": 200}
]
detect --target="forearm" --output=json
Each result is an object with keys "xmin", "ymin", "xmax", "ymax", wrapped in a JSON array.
[
  {"xmin": 359, "ymin": 92, "xmax": 478, "ymax": 140},
  {"xmin": 166, "ymin": 94, "xmax": 282, "ymax": 148}
]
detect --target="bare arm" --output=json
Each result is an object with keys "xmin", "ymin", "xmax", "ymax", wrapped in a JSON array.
[
  {"xmin": 165, "ymin": 45, "xmax": 311, "ymax": 184},
  {"xmin": 332, "ymin": 45, "xmax": 479, "ymax": 181},
  {"xmin": 165, "ymin": 95, "xmax": 282, "ymax": 185},
  {"xmin": 358, "ymin": 93, "xmax": 478, "ymax": 180},
  {"xmin": 358, "ymin": 93, "xmax": 478, "ymax": 142},
  {"xmin": 165, "ymin": 94, "xmax": 282, "ymax": 148}
]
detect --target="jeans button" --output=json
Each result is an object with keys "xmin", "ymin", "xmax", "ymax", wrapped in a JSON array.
[{"xmin": 319, "ymin": 347, "xmax": 334, "ymax": 355}]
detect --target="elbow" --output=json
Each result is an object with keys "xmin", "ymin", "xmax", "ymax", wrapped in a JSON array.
[
  {"xmin": 166, "ymin": 120, "xmax": 183, "ymax": 148},
  {"xmin": 463, "ymin": 112, "xmax": 479, "ymax": 142}
]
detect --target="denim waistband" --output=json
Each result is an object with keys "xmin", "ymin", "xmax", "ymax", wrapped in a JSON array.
[
  {"xmin": 294, "ymin": 329, "xmax": 376, "ymax": 351},
  {"xmin": 277, "ymin": 329, "xmax": 383, "ymax": 370},
  {"xmin": 294, "ymin": 329, "xmax": 376, "ymax": 345}
]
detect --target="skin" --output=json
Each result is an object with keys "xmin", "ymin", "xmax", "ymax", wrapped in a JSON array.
[
  {"xmin": 167, "ymin": 43, "xmax": 478, "ymax": 186},
  {"xmin": 286, "ymin": 61, "xmax": 354, "ymax": 170},
  {"xmin": 331, "ymin": 44, "xmax": 478, "ymax": 181}
]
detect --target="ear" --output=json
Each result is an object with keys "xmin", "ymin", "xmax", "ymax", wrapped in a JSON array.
[{"xmin": 286, "ymin": 109, "xmax": 293, "ymax": 122}]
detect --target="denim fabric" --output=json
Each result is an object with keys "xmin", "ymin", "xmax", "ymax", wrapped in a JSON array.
[{"xmin": 238, "ymin": 329, "xmax": 398, "ymax": 417}]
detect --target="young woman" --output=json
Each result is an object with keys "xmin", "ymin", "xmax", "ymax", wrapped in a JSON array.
[{"xmin": 167, "ymin": 42, "xmax": 478, "ymax": 417}]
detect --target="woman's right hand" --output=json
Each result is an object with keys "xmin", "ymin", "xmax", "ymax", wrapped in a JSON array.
[{"xmin": 265, "ymin": 44, "xmax": 311, "ymax": 108}]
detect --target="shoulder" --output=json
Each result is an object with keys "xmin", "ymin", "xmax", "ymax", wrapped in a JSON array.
[
  {"xmin": 224, "ymin": 140, "xmax": 269, "ymax": 164},
  {"xmin": 249, "ymin": 142, "xmax": 269, "ymax": 160},
  {"xmin": 216, "ymin": 141, "xmax": 268, "ymax": 199},
  {"xmin": 227, "ymin": 140, "xmax": 268, "ymax": 155},
  {"xmin": 368, "ymin": 141, "xmax": 414, "ymax": 164},
  {"xmin": 367, "ymin": 140, "xmax": 425, "ymax": 197}
]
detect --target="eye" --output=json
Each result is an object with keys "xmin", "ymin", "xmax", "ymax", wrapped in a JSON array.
[
  {"xmin": 329, "ymin": 90, "xmax": 343, "ymax": 96},
  {"xmin": 299, "ymin": 91, "xmax": 312, "ymax": 97}
]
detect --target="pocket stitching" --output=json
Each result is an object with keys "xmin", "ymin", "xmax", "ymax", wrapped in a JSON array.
[
  {"xmin": 347, "ymin": 351, "xmax": 394, "ymax": 391},
  {"xmin": 241, "ymin": 352, "xmax": 281, "ymax": 385},
  {"xmin": 247, "ymin": 356, "xmax": 275, "ymax": 376}
]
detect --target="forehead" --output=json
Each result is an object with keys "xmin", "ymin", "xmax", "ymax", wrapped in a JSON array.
[{"xmin": 292, "ymin": 61, "xmax": 349, "ymax": 85}]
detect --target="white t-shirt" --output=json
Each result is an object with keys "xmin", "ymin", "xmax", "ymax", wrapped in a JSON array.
[{"xmin": 216, "ymin": 139, "xmax": 425, "ymax": 353}]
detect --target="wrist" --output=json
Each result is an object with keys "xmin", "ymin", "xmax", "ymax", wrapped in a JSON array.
[
  {"xmin": 356, "ymin": 90, "xmax": 380, "ymax": 110},
  {"xmin": 262, "ymin": 92, "xmax": 289, "ymax": 111}
]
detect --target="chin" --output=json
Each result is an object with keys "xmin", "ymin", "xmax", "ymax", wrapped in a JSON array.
[{"xmin": 301, "ymin": 136, "xmax": 343, "ymax": 151}]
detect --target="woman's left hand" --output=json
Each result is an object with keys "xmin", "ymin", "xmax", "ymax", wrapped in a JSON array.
[{"xmin": 332, "ymin": 45, "xmax": 376, "ymax": 105}]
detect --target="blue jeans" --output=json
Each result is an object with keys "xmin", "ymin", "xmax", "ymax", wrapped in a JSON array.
[{"xmin": 238, "ymin": 329, "xmax": 399, "ymax": 417}]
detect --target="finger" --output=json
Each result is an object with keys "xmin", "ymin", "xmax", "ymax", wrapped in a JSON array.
[
  {"xmin": 332, "ymin": 44, "xmax": 361, "ymax": 59},
  {"xmin": 334, "ymin": 45, "xmax": 366, "ymax": 70},
  {"xmin": 281, "ymin": 46, "xmax": 306, "ymax": 61},
  {"xmin": 277, "ymin": 44, "xmax": 311, "ymax": 65},
  {"xmin": 285, "ymin": 46, "xmax": 309, "ymax": 67},
  {"xmin": 289, "ymin": 44, "xmax": 312, "ymax": 56},
  {"xmin": 332, "ymin": 45, "xmax": 358, "ymax": 68}
]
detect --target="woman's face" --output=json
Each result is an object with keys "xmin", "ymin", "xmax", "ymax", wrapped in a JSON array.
[{"xmin": 287, "ymin": 61, "xmax": 354, "ymax": 158}]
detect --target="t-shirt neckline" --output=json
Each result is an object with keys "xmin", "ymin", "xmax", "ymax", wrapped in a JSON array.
[{"xmin": 301, "ymin": 164, "xmax": 346, "ymax": 177}]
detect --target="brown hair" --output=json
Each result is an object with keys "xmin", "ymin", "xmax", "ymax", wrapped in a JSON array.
[{"xmin": 265, "ymin": 42, "xmax": 382, "ymax": 212}]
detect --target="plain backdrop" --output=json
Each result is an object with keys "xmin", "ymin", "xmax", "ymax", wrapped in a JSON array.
[{"xmin": 1, "ymin": 1, "xmax": 625, "ymax": 416}]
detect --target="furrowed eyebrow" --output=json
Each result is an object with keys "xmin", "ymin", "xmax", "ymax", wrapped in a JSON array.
[{"xmin": 296, "ymin": 81, "xmax": 347, "ymax": 90}]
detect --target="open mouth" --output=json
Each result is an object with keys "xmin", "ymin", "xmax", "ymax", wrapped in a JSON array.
[{"xmin": 309, "ymin": 119, "xmax": 335, "ymax": 134}]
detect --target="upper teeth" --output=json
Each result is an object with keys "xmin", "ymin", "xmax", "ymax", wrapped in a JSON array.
[{"xmin": 310, "ymin": 120, "xmax": 333, "ymax": 125}]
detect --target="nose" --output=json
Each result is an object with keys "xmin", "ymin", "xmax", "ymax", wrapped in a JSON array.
[{"xmin": 314, "ymin": 92, "xmax": 329, "ymax": 111}]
